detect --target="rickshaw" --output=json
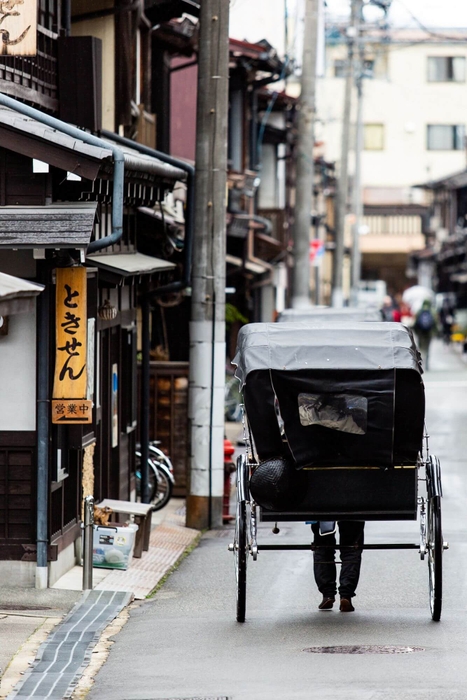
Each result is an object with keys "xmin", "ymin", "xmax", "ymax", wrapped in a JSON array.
[
  {"xmin": 229, "ymin": 321, "xmax": 446, "ymax": 622},
  {"xmin": 277, "ymin": 306, "xmax": 382, "ymax": 323}
]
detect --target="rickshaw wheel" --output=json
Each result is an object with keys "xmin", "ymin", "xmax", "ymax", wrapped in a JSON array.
[
  {"xmin": 235, "ymin": 500, "xmax": 247, "ymax": 622},
  {"xmin": 427, "ymin": 495, "xmax": 442, "ymax": 622}
]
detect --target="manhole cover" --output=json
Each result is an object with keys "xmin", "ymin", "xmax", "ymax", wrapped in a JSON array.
[
  {"xmin": 0, "ymin": 604, "xmax": 52, "ymax": 611},
  {"xmin": 303, "ymin": 645, "xmax": 424, "ymax": 654}
]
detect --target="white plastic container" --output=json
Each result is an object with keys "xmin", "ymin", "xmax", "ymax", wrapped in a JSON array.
[{"xmin": 92, "ymin": 524, "xmax": 138, "ymax": 570}]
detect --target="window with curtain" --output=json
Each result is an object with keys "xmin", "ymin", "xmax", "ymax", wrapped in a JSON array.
[
  {"xmin": 427, "ymin": 125, "xmax": 465, "ymax": 150},
  {"xmin": 427, "ymin": 56, "xmax": 466, "ymax": 82},
  {"xmin": 364, "ymin": 124, "xmax": 385, "ymax": 150}
]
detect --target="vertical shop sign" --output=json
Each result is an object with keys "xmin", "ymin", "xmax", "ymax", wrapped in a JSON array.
[
  {"xmin": 52, "ymin": 267, "xmax": 92, "ymax": 423},
  {"xmin": 0, "ymin": 0, "xmax": 37, "ymax": 56}
]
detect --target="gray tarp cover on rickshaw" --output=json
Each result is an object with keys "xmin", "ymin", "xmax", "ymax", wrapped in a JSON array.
[
  {"xmin": 233, "ymin": 321, "xmax": 422, "ymax": 388},
  {"xmin": 277, "ymin": 306, "xmax": 382, "ymax": 324}
]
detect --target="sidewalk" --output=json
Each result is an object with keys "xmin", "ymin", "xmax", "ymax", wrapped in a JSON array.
[{"xmin": 0, "ymin": 498, "xmax": 200, "ymax": 700}]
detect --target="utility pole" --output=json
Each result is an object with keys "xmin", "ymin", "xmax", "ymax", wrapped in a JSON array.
[
  {"xmin": 292, "ymin": 0, "xmax": 319, "ymax": 309},
  {"xmin": 350, "ymin": 33, "xmax": 364, "ymax": 307},
  {"xmin": 186, "ymin": 0, "xmax": 230, "ymax": 530},
  {"xmin": 350, "ymin": 0, "xmax": 391, "ymax": 305},
  {"xmin": 332, "ymin": 0, "xmax": 360, "ymax": 308}
]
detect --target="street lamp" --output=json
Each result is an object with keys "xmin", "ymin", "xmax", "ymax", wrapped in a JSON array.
[{"xmin": 362, "ymin": 0, "xmax": 391, "ymax": 22}]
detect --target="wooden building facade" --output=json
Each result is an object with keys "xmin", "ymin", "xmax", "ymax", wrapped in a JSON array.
[{"xmin": 0, "ymin": 0, "xmax": 189, "ymax": 586}]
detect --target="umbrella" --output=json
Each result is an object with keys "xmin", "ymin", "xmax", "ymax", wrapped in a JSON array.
[{"xmin": 402, "ymin": 285, "xmax": 435, "ymax": 313}]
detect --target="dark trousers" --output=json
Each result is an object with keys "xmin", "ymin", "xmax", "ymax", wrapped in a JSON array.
[{"xmin": 311, "ymin": 521, "xmax": 365, "ymax": 599}]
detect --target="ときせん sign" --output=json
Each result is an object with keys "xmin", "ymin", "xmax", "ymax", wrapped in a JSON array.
[{"xmin": 52, "ymin": 266, "xmax": 91, "ymax": 424}]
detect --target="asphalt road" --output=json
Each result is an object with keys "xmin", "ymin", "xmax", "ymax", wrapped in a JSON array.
[{"xmin": 91, "ymin": 341, "xmax": 467, "ymax": 700}]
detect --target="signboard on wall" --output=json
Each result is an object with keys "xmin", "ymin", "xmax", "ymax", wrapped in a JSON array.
[
  {"xmin": 52, "ymin": 266, "xmax": 91, "ymax": 424},
  {"xmin": 0, "ymin": 0, "xmax": 37, "ymax": 56}
]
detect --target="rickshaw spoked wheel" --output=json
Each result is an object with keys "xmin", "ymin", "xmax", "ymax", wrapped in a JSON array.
[
  {"xmin": 427, "ymin": 495, "xmax": 442, "ymax": 622},
  {"xmin": 235, "ymin": 500, "xmax": 247, "ymax": 623}
]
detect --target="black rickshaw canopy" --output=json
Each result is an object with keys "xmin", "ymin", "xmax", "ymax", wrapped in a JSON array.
[{"xmin": 233, "ymin": 321, "xmax": 425, "ymax": 471}]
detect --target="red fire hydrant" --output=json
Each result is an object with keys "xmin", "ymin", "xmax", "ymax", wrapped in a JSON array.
[{"xmin": 223, "ymin": 438, "xmax": 236, "ymax": 523}]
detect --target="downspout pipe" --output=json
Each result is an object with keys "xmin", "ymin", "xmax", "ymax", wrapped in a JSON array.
[
  {"xmin": 100, "ymin": 130, "xmax": 194, "ymax": 296},
  {"xmin": 36, "ymin": 261, "xmax": 50, "ymax": 589},
  {"xmin": 0, "ymin": 94, "xmax": 125, "ymax": 253}
]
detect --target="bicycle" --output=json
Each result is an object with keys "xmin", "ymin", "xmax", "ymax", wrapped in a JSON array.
[
  {"xmin": 135, "ymin": 441, "xmax": 175, "ymax": 511},
  {"xmin": 225, "ymin": 374, "xmax": 243, "ymax": 422}
]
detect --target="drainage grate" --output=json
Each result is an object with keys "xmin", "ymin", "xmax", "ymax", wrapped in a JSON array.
[
  {"xmin": 303, "ymin": 645, "xmax": 424, "ymax": 654},
  {"xmin": 7, "ymin": 590, "xmax": 132, "ymax": 700}
]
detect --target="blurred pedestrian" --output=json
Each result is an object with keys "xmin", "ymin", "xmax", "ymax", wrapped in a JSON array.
[
  {"xmin": 439, "ymin": 298, "xmax": 455, "ymax": 345},
  {"xmin": 414, "ymin": 300, "xmax": 436, "ymax": 370},
  {"xmin": 380, "ymin": 295, "xmax": 395, "ymax": 322}
]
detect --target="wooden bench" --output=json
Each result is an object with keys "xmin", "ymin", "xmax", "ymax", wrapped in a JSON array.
[{"xmin": 96, "ymin": 499, "xmax": 153, "ymax": 558}]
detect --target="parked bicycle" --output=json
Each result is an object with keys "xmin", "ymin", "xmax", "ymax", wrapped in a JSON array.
[
  {"xmin": 135, "ymin": 441, "xmax": 175, "ymax": 511},
  {"xmin": 225, "ymin": 373, "xmax": 243, "ymax": 422}
]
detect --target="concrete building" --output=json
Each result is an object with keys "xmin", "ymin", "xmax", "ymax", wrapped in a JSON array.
[{"xmin": 318, "ymin": 27, "xmax": 467, "ymax": 295}]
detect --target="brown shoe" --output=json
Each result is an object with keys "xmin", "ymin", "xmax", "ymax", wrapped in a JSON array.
[
  {"xmin": 339, "ymin": 597, "xmax": 355, "ymax": 612},
  {"xmin": 318, "ymin": 596, "xmax": 335, "ymax": 610}
]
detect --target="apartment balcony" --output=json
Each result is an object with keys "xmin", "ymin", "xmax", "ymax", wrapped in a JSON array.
[{"xmin": 359, "ymin": 206, "xmax": 429, "ymax": 255}]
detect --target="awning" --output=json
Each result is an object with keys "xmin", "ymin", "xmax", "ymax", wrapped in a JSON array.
[
  {"xmin": 0, "ymin": 203, "xmax": 98, "ymax": 249},
  {"xmin": 101, "ymin": 138, "xmax": 186, "ymax": 182},
  {"xmin": 86, "ymin": 252, "xmax": 176, "ymax": 277},
  {"xmin": 0, "ymin": 272, "xmax": 44, "ymax": 315},
  {"xmin": 0, "ymin": 107, "xmax": 187, "ymax": 184},
  {"xmin": 415, "ymin": 169, "xmax": 467, "ymax": 191},
  {"xmin": 0, "ymin": 107, "xmax": 112, "ymax": 180},
  {"xmin": 144, "ymin": 0, "xmax": 200, "ymax": 23}
]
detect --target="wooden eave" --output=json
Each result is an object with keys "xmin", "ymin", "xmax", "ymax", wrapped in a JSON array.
[{"xmin": 0, "ymin": 124, "xmax": 108, "ymax": 181}]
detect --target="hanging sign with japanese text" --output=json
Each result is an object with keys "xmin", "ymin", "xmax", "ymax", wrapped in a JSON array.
[
  {"xmin": 52, "ymin": 267, "xmax": 91, "ymax": 424},
  {"xmin": 0, "ymin": 0, "xmax": 37, "ymax": 57}
]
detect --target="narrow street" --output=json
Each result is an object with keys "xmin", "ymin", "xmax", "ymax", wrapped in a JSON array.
[{"xmin": 89, "ymin": 341, "xmax": 467, "ymax": 700}]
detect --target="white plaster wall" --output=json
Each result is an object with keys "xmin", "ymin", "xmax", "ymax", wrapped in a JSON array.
[
  {"xmin": 0, "ymin": 310, "xmax": 37, "ymax": 430},
  {"xmin": 0, "ymin": 561, "xmax": 35, "ymax": 587},
  {"xmin": 48, "ymin": 541, "xmax": 77, "ymax": 587},
  {"xmin": 318, "ymin": 41, "xmax": 467, "ymax": 191}
]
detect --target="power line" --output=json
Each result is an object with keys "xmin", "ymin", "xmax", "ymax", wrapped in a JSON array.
[{"xmin": 393, "ymin": 0, "xmax": 467, "ymax": 42}]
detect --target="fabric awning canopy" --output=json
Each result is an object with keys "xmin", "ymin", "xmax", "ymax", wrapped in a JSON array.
[
  {"xmin": 0, "ymin": 203, "xmax": 98, "ymax": 249},
  {"xmin": 86, "ymin": 252, "xmax": 176, "ymax": 277},
  {"xmin": 0, "ymin": 271, "xmax": 44, "ymax": 315}
]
